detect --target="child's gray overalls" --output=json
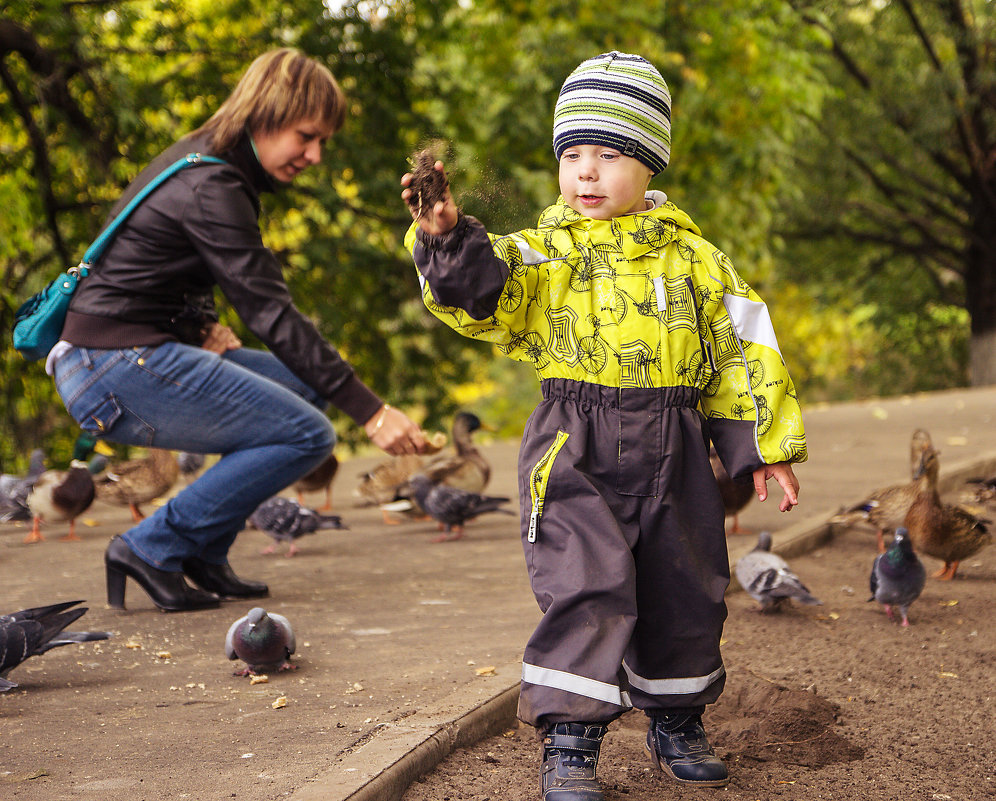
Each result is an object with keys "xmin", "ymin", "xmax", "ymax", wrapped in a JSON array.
[{"xmin": 516, "ymin": 377, "xmax": 729, "ymax": 731}]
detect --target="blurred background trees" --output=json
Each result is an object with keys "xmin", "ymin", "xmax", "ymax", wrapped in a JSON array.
[{"xmin": 2, "ymin": 0, "xmax": 992, "ymax": 470}]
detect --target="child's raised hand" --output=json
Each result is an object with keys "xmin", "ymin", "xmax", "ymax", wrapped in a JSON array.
[
  {"xmin": 401, "ymin": 160, "xmax": 459, "ymax": 236},
  {"xmin": 752, "ymin": 461, "xmax": 800, "ymax": 513}
]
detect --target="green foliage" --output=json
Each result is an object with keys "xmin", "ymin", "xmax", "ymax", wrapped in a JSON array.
[{"xmin": 2, "ymin": 0, "xmax": 987, "ymax": 470}]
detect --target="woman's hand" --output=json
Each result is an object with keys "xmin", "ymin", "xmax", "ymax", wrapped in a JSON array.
[
  {"xmin": 401, "ymin": 161, "xmax": 460, "ymax": 236},
  {"xmin": 201, "ymin": 323, "xmax": 242, "ymax": 354},
  {"xmin": 364, "ymin": 404, "xmax": 429, "ymax": 456}
]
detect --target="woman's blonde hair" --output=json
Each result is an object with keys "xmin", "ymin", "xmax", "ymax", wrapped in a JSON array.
[{"xmin": 195, "ymin": 48, "xmax": 347, "ymax": 152}]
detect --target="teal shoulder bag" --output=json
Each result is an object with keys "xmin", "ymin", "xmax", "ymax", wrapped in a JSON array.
[{"xmin": 12, "ymin": 153, "xmax": 226, "ymax": 361}]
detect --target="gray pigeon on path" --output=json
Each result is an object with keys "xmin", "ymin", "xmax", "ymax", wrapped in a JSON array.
[
  {"xmin": 869, "ymin": 527, "xmax": 926, "ymax": 626},
  {"xmin": 0, "ymin": 449, "xmax": 47, "ymax": 522},
  {"xmin": 249, "ymin": 496, "xmax": 347, "ymax": 556},
  {"xmin": 1, "ymin": 600, "xmax": 111, "ymax": 691},
  {"xmin": 225, "ymin": 607, "xmax": 296, "ymax": 676},
  {"xmin": 401, "ymin": 473, "xmax": 514, "ymax": 542},
  {"xmin": 735, "ymin": 531, "xmax": 823, "ymax": 612}
]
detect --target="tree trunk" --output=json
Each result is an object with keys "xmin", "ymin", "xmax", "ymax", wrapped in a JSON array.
[
  {"xmin": 970, "ymin": 329, "xmax": 996, "ymax": 386},
  {"xmin": 965, "ymin": 203, "xmax": 996, "ymax": 386}
]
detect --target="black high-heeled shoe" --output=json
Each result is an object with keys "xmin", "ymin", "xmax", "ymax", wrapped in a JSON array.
[
  {"xmin": 181, "ymin": 557, "xmax": 269, "ymax": 599},
  {"xmin": 105, "ymin": 536, "xmax": 220, "ymax": 612}
]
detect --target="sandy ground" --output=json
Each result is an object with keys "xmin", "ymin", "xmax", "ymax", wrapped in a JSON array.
[
  {"xmin": 400, "ymin": 517, "xmax": 996, "ymax": 801},
  {"xmin": 2, "ymin": 387, "xmax": 996, "ymax": 801}
]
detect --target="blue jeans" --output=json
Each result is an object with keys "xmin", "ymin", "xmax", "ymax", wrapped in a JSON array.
[{"xmin": 53, "ymin": 343, "xmax": 335, "ymax": 570}]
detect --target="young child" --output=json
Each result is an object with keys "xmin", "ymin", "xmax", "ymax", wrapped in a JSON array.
[{"xmin": 402, "ymin": 51, "xmax": 806, "ymax": 799}]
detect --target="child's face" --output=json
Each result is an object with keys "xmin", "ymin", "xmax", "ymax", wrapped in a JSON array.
[{"xmin": 558, "ymin": 145, "xmax": 653, "ymax": 220}]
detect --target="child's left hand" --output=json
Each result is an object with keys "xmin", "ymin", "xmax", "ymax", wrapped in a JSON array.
[{"xmin": 752, "ymin": 461, "xmax": 800, "ymax": 512}]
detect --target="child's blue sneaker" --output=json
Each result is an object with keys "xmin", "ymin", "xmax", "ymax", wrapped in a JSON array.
[
  {"xmin": 646, "ymin": 713, "xmax": 729, "ymax": 787},
  {"xmin": 541, "ymin": 722, "xmax": 608, "ymax": 801}
]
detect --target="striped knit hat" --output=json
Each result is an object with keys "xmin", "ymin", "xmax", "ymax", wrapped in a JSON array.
[{"xmin": 553, "ymin": 51, "xmax": 672, "ymax": 175}]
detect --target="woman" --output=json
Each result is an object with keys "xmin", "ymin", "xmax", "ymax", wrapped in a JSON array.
[{"xmin": 49, "ymin": 49, "xmax": 426, "ymax": 612}]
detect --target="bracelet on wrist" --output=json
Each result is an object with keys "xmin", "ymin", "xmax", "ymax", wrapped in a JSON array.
[{"xmin": 372, "ymin": 404, "xmax": 391, "ymax": 433}]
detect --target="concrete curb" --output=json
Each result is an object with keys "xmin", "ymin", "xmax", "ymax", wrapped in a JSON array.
[
  {"xmin": 312, "ymin": 451, "xmax": 996, "ymax": 801},
  {"xmin": 294, "ymin": 660, "xmax": 522, "ymax": 801}
]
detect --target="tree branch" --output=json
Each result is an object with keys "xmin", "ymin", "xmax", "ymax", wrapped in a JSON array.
[{"xmin": 0, "ymin": 60, "xmax": 70, "ymax": 264}]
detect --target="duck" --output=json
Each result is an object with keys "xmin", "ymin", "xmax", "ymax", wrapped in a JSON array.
[
  {"xmin": 24, "ymin": 435, "xmax": 105, "ymax": 543},
  {"xmin": 353, "ymin": 430, "xmax": 448, "ymax": 519},
  {"xmin": 904, "ymin": 445, "xmax": 992, "ymax": 580},
  {"xmin": 422, "ymin": 412, "xmax": 492, "ymax": 494},
  {"xmin": 377, "ymin": 413, "xmax": 492, "ymax": 525},
  {"xmin": 965, "ymin": 475, "xmax": 996, "ymax": 504},
  {"xmin": 711, "ymin": 447, "xmax": 754, "ymax": 535},
  {"xmin": 294, "ymin": 451, "xmax": 338, "ymax": 511},
  {"xmin": 95, "ymin": 448, "xmax": 179, "ymax": 522},
  {"xmin": 830, "ymin": 428, "xmax": 934, "ymax": 552}
]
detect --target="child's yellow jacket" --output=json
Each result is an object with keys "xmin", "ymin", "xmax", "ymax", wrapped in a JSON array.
[{"xmin": 407, "ymin": 192, "xmax": 806, "ymax": 476}]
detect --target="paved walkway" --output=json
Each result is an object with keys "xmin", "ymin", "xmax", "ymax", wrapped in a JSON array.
[{"xmin": 305, "ymin": 386, "xmax": 996, "ymax": 801}]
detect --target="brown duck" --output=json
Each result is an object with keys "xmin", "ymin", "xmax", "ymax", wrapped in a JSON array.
[
  {"xmin": 96, "ymin": 448, "xmax": 179, "ymax": 522},
  {"xmin": 831, "ymin": 428, "xmax": 934, "ymax": 552},
  {"xmin": 422, "ymin": 412, "xmax": 491, "ymax": 494},
  {"xmin": 353, "ymin": 432, "xmax": 447, "ymax": 522},
  {"xmin": 711, "ymin": 447, "xmax": 754, "ymax": 535},
  {"xmin": 294, "ymin": 451, "xmax": 338, "ymax": 511},
  {"xmin": 904, "ymin": 446, "xmax": 992, "ymax": 580},
  {"xmin": 25, "ymin": 461, "xmax": 97, "ymax": 543}
]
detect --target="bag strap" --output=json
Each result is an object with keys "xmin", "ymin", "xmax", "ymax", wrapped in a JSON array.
[{"xmin": 80, "ymin": 152, "xmax": 227, "ymax": 268}]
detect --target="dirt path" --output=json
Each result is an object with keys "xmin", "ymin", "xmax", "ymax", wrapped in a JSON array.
[{"xmin": 401, "ymin": 519, "xmax": 996, "ymax": 801}]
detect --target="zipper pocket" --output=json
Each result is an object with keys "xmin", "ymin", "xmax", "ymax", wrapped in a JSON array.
[{"xmin": 527, "ymin": 430, "xmax": 570, "ymax": 543}]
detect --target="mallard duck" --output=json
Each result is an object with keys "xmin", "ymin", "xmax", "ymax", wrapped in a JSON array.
[
  {"xmin": 294, "ymin": 451, "xmax": 338, "ymax": 511},
  {"xmin": 24, "ymin": 436, "xmax": 103, "ymax": 543},
  {"xmin": 96, "ymin": 448, "xmax": 179, "ymax": 522},
  {"xmin": 353, "ymin": 431, "xmax": 448, "ymax": 521},
  {"xmin": 904, "ymin": 446, "xmax": 992, "ymax": 580},
  {"xmin": 830, "ymin": 428, "xmax": 934, "ymax": 552},
  {"xmin": 965, "ymin": 475, "xmax": 996, "ymax": 504},
  {"xmin": 423, "ymin": 412, "xmax": 491, "ymax": 494},
  {"xmin": 711, "ymin": 447, "xmax": 754, "ymax": 535}
]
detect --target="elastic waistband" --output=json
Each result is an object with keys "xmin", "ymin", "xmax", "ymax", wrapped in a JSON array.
[{"xmin": 540, "ymin": 378, "xmax": 699, "ymax": 409}]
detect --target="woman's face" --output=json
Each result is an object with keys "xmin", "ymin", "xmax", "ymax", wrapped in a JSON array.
[{"xmin": 253, "ymin": 118, "xmax": 332, "ymax": 182}]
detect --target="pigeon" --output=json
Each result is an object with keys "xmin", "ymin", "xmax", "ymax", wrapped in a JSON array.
[
  {"xmin": 0, "ymin": 448, "xmax": 46, "ymax": 522},
  {"xmin": 734, "ymin": 531, "xmax": 823, "ymax": 612},
  {"xmin": 1, "ymin": 600, "xmax": 111, "ymax": 691},
  {"xmin": 225, "ymin": 607, "xmax": 296, "ymax": 676},
  {"xmin": 869, "ymin": 527, "xmax": 926, "ymax": 626},
  {"xmin": 401, "ymin": 473, "xmax": 514, "ymax": 542},
  {"xmin": 176, "ymin": 452, "xmax": 206, "ymax": 483},
  {"xmin": 248, "ymin": 496, "xmax": 347, "ymax": 556}
]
